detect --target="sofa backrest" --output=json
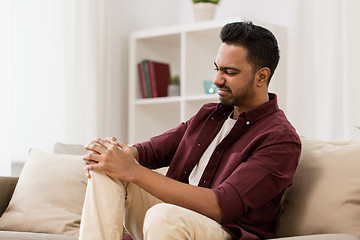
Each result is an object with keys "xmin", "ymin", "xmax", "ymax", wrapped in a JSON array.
[{"xmin": 0, "ymin": 177, "xmax": 18, "ymax": 216}]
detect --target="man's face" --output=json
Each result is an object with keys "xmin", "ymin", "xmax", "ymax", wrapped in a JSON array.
[{"xmin": 213, "ymin": 43, "xmax": 256, "ymax": 109}]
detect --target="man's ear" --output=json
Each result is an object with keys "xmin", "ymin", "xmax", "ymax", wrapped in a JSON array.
[{"xmin": 256, "ymin": 67, "xmax": 271, "ymax": 87}]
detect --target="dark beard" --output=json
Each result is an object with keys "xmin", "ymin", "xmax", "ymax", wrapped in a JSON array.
[{"xmin": 218, "ymin": 78, "xmax": 255, "ymax": 107}]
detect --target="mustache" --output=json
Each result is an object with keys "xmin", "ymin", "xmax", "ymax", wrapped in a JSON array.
[{"xmin": 216, "ymin": 84, "xmax": 231, "ymax": 92}]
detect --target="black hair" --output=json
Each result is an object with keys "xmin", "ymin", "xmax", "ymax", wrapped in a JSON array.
[{"xmin": 220, "ymin": 21, "xmax": 280, "ymax": 84}]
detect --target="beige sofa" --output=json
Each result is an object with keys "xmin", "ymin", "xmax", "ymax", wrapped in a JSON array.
[{"xmin": 0, "ymin": 137, "xmax": 359, "ymax": 240}]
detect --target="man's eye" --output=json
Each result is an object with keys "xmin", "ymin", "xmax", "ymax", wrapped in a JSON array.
[{"xmin": 225, "ymin": 70, "xmax": 236, "ymax": 75}]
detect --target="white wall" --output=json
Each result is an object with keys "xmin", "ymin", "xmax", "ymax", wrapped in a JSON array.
[{"xmin": 179, "ymin": 0, "xmax": 291, "ymax": 26}]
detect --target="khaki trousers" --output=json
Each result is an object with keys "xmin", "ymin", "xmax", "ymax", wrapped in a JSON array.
[{"xmin": 78, "ymin": 170, "xmax": 233, "ymax": 240}]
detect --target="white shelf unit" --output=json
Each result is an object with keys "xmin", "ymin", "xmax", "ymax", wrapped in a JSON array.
[{"xmin": 128, "ymin": 19, "xmax": 287, "ymax": 144}]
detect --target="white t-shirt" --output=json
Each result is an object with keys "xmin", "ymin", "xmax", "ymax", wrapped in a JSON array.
[{"xmin": 188, "ymin": 113, "xmax": 236, "ymax": 186}]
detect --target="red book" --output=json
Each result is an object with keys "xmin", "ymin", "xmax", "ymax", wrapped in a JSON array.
[{"xmin": 147, "ymin": 60, "xmax": 170, "ymax": 98}]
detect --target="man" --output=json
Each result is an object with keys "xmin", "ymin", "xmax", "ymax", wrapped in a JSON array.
[{"xmin": 80, "ymin": 21, "xmax": 301, "ymax": 240}]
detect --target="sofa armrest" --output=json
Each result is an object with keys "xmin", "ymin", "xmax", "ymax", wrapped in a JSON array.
[{"xmin": 0, "ymin": 176, "xmax": 18, "ymax": 216}]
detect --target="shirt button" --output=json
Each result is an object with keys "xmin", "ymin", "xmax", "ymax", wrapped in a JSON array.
[
  {"xmin": 203, "ymin": 180, "xmax": 207, "ymax": 183},
  {"xmin": 197, "ymin": 143, "xmax": 201, "ymax": 147},
  {"xmin": 184, "ymin": 171, "xmax": 187, "ymax": 174},
  {"xmin": 216, "ymin": 151, "xmax": 219, "ymax": 154},
  {"xmin": 211, "ymin": 117, "xmax": 214, "ymax": 120},
  {"xmin": 246, "ymin": 121, "xmax": 250, "ymax": 125}
]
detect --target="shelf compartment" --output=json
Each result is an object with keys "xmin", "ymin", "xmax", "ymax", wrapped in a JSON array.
[{"xmin": 134, "ymin": 34, "xmax": 181, "ymax": 100}]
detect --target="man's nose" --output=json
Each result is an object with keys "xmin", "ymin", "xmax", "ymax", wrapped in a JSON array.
[{"xmin": 213, "ymin": 71, "xmax": 224, "ymax": 86}]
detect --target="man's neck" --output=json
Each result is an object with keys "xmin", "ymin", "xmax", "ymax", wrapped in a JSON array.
[{"xmin": 232, "ymin": 93, "xmax": 269, "ymax": 120}]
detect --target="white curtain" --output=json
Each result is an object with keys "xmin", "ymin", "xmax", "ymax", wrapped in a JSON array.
[
  {"xmin": 0, "ymin": 1, "xmax": 12, "ymax": 175},
  {"xmin": 286, "ymin": 0, "xmax": 360, "ymax": 141},
  {"xmin": 0, "ymin": 0, "xmax": 119, "ymax": 175}
]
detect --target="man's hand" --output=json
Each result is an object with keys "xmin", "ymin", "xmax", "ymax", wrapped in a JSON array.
[
  {"xmin": 83, "ymin": 137, "xmax": 139, "ymax": 180},
  {"xmin": 83, "ymin": 137, "xmax": 118, "ymax": 178}
]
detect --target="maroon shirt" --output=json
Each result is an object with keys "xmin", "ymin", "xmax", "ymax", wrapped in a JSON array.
[{"xmin": 134, "ymin": 93, "xmax": 301, "ymax": 239}]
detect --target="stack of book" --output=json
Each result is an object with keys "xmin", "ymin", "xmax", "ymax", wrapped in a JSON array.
[{"xmin": 137, "ymin": 59, "xmax": 171, "ymax": 98}]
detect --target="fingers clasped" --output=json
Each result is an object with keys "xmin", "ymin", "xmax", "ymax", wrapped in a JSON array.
[
  {"xmin": 82, "ymin": 137, "xmax": 123, "ymax": 167},
  {"xmin": 82, "ymin": 137, "xmax": 136, "ymax": 180}
]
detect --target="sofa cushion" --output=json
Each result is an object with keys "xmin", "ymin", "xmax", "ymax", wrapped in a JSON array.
[
  {"xmin": 0, "ymin": 149, "xmax": 87, "ymax": 236},
  {"xmin": 276, "ymin": 136, "xmax": 360, "ymax": 237}
]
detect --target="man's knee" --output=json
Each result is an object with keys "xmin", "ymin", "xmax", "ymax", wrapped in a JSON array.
[
  {"xmin": 143, "ymin": 203, "xmax": 189, "ymax": 238},
  {"xmin": 143, "ymin": 203, "xmax": 177, "ymax": 228},
  {"xmin": 143, "ymin": 203, "xmax": 232, "ymax": 240}
]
